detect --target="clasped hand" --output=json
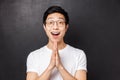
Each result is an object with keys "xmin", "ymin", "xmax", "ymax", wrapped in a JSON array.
[{"xmin": 48, "ymin": 41, "xmax": 63, "ymax": 71}]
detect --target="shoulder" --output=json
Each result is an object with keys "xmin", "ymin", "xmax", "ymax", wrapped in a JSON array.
[
  {"xmin": 27, "ymin": 46, "xmax": 46, "ymax": 58},
  {"xmin": 67, "ymin": 44, "xmax": 85, "ymax": 56}
]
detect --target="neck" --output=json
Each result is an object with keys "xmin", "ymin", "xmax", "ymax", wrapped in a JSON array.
[{"xmin": 47, "ymin": 40, "xmax": 66, "ymax": 50}]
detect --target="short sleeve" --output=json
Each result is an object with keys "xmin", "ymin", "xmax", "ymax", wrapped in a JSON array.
[
  {"xmin": 76, "ymin": 50, "xmax": 87, "ymax": 71},
  {"xmin": 26, "ymin": 52, "xmax": 39, "ymax": 74}
]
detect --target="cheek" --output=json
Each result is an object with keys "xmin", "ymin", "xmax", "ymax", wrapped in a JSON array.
[
  {"xmin": 60, "ymin": 29, "xmax": 67, "ymax": 36},
  {"xmin": 62, "ymin": 27, "xmax": 68, "ymax": 32},
  {"xmin": 44, "ymin": 28, "xmax": 51, "ymax": 36}
]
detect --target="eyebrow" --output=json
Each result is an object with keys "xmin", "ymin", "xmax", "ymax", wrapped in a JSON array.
[{"xmin": 47, "ymin": 17, "xmax": 65, "ymax": 20}]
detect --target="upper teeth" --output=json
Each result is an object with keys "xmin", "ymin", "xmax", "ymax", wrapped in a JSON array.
[{"xmin": 51, "ymin": 32, "xmax": 60, "ymax": 34}]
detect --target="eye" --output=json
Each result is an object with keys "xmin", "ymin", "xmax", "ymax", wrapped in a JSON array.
[
  {"xmin": 49, "ymin": 21, "xmax": 53, "ymax": 24},
  {"xmin": 58, "ymin": 21, "xmax": 64, "ymax": 25},
  {"xmin": 47, "ymin": 21, "xmax": 54, "ymax": 25}
]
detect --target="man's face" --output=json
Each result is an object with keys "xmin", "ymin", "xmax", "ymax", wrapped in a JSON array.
[{"xmin": 44, "ymin": 12, "xmax": 68, "ymax": 42}]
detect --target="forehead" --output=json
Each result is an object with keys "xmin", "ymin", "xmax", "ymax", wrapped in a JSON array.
[{"xmin": 46, "ymin": 13, "xmax": 65, "ymax": 20}]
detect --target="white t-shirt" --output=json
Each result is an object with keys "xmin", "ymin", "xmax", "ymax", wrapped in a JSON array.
[{"xmin": 26, "ymin": 44, "xmax": 87, "ymax": 80}]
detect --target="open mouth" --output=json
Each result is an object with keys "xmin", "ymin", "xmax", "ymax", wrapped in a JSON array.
[{"xmin": 51, "ymin": 32, "xmax": 60, "ymax": 36}]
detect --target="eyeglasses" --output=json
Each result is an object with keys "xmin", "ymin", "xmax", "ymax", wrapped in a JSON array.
[{"xmin": 46, "ymin": 20, "xmax": 65, "ymax": 27}]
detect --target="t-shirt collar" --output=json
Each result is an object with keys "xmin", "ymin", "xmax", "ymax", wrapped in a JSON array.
[{"xmin": 45, "ymin": 44, "xmax": 69, "ymax": 53}]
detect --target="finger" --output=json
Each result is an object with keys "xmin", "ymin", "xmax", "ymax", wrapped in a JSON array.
[
  {"xmin": 54, "ymin": 41, "xmax": 60, "ymax": 57},
  {"xmin": 51, "ymin": 48, "xmax": 56, "ymax": 59},
  {"xmin": 53, "ymin": 41, "xmax": 58, "ymax": 52}
]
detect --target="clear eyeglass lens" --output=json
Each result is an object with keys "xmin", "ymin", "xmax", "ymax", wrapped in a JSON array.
[{"xmin": 46, "ymin": 20, "xmax": 65, "ymax": 27}]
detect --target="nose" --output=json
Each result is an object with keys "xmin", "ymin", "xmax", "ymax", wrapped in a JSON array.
[{"xmin": 53, "ymin": 22, "xmax": 58, "ymax": 29}]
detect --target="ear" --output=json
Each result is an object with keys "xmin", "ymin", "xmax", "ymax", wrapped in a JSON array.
[
  {"xmin": 43, "ymin": 24, "xmax": 46, "ymax": 30},
  {"xmin": 65, "ymin": 24, "xmax": 69, "ymax": 32}
]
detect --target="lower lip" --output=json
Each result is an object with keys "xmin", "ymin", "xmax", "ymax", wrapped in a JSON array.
[{"xmin": 52, "ymin": 34, "xmax": 59, "ymax": 38}]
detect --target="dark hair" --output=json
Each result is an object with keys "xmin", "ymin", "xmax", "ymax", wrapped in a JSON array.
[{"xmin": 43, "ymin": 6, "xmax": 69, "ymax": 25}]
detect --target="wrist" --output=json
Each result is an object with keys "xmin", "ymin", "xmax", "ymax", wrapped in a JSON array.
[
  {"xmin": 47, "ymin": 65, "xmax": 54, "ymax": 71},
  {"xmin": 58, "ymin": 65, "xmax": 64, "ymax": 71}
]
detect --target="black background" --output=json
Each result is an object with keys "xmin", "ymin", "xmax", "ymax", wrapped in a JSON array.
[{"xmin": 0, "ymin": 0, "xmax": 120, "ymax": 80}]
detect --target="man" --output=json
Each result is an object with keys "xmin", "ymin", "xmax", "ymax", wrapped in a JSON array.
[{"xmin": 26, "ymin": 6, "xmax": 87, "ymax": 80}]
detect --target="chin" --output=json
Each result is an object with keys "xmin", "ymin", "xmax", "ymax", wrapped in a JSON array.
[
  {"xmin": 50, "ymin": 38, "xmax": 62, "ymax": 43},
  {"xmin": 52, "ymin": 39, "xmax": 60, "ymax": 42}
]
